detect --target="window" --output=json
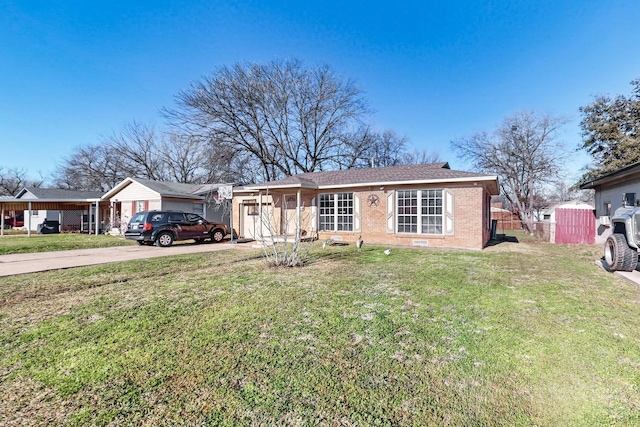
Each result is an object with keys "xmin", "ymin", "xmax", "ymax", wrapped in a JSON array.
[
  {"xmin": 397, "ymin": 190, "xmax": 418, "ymax": 233},
  {"xmin": 319, "ymin": 193, "xmax": 353, "ymax": 231},
  {"xmin": 186, "ymin": 213, "xmax": 204, "ymax": 223},
  {"xmin": 193, "ymin": 203, "xmax": 204, "ymax": 216},
  {"xmin": 150, "ymin": 213, "xmax": 165, "ymax": 223},
  {"xmin": 134, "ymin": 200, "xmax": 146, "ymax": 214},
  {"xmin": 397, "ymin": 189, "xmax": 444, "ymax": 235},
  {"xmin": 169, "ymin": 212, "xmax": 185, "ymax": 222}
]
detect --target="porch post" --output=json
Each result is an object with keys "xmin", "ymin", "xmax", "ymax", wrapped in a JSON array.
[
  {"xmin": 27, "ymin": 201, "xmax": 32, "ymax": 237},
  {"xmin": 258, "ymin": 191, "xmax": 263, "ymax": 239},
  {"xmin": 87, "ymin": 203, "xmax": 92, "ymax": 234},
  {"xmin": 1, "ymin": 204, "xmax": 4, "ymax": 236},
  {"xmin": 296, "ymin": 189, "xmax": 302, "ymax": 241},
  {"xmin": 95, "ymin": 201, "xmax": 100, "ymax": 235}
]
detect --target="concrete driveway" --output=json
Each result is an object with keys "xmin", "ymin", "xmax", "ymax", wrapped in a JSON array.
[
  {"xmin": 596, "ymin": 259, "xmax": 640, "ymax": 286},
  {"xmin": 0, "ymin": 241, "xmax": 255, "ymax": 277}
]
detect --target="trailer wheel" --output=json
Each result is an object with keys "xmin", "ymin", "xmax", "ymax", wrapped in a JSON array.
[{"xmin": 604, "ymin": 233, "xmax": 638, "ymax": 272}]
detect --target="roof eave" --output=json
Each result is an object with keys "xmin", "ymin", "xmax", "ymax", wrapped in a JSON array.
[
  {"xmin": 315, "ymin": 176, "xmax": 498, "ymax": 190},
  {"xmin": 238, "ymin": 175, "xmax": 499, "ymax": 194},
  {"xmin": 241, "ymin": 183, "xmax": 316, "ymax": 191}
]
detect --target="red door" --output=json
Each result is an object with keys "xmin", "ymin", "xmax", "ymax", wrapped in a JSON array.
[{"xmin": 555, "ymin": 208, "xmax": 595, "ymax": 244}]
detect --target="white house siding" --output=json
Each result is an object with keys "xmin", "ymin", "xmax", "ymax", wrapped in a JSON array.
[
  {"xmin": 108, "ymin": 182, "xmax": 160, "ymax": 222},
  {"xmin": 594, "ymin": 181, "xmax": 640, "ymax": 218},
  {"xmin": 594, "ymin": 181, "xmax": 640, "ymax": 244},
  {"xmin": 110, "ymin": 181, "xmax": 159, "ymax": 203}
]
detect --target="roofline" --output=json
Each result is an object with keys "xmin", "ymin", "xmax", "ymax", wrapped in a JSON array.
[
  {"xmin": 0, "ymin": 198, "xmax": 104, "ymax": 203},
  {"xmin": 101, "ymin": 177, "xmax": 138, "ymax": 200},
  {"xmin": 240, "ymin": 175, "xmax": 499, "ymax": 192},
  {"xmin": 579, "ymin": 162, "xmax": 640, "ymax": 189}
]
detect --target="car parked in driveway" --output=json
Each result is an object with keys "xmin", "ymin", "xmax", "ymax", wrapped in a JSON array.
[
  {"xmin": 3, "ymin": 212, "xmax": 24, "ymax": 228},
  {"xmin": 124, "ymin": 211, "xmax": 230, "ymax": 247}
]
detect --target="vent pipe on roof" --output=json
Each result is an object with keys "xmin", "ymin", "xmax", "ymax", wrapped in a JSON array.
[{"xmin": 371, "ymin": 158, "xmax": 375, "ymax": 168}]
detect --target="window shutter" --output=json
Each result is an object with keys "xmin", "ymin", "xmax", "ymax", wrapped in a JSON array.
[
  {"xmin": 444, "ymin": 189, "xmax": 454, "ymax": 235},
  {"xmin": 144, "ymin": 200, "xmax": 149, "ymax": 211},
  {"xmin": 386, "ymin": 191, "xmax": 395, "ymax": 233},
  {"xmin": 354, "ymin": 193, "xmax": 361, "ymax": 232},
  {"xmin": 131, "ymin": 201, "xmax": 135, "ymax": 215}
]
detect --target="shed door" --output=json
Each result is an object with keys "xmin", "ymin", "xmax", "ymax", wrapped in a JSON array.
[{"xmin": 555, "ymin": 208, "xmax": 595, "ymax": 244}]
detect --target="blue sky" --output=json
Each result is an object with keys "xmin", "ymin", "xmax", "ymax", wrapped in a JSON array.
[{"xmin": 2, "ymin": 1, "xmax": 639, "ymax": 184}]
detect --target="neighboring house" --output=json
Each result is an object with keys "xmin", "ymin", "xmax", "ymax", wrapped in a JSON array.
[
  {"xmin": 232, "ymin": 162, "xmax": 499, "ymax": 250},
  {"xmin": 11, "ymin": 187, "xmax": 105, "ymax": 232},
  {"xmin": 102, "ymin": 177, "xmax": 231, "ymax": 230},
  {"xmin": 580, "ymin": 162, "xmax": 640, "ymax": 244}
]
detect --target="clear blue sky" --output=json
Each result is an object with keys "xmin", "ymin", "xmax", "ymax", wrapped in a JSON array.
[{"xmin": 2, "ymin": 0, "xmax": 639, "ymax": 184}]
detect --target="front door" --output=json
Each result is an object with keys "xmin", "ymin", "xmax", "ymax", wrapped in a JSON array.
[
  {"xmin": 242, "ymin": 203, "xmax": 259, "ymax": 239},
  {"xmin": 282, "ymin": 194, "xmax": 298, "ymax": 235}
]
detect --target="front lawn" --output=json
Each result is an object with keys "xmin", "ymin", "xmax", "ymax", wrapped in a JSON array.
[
  {"xmin": 1, "ymin": 236, "xmax": 639, "ymax": 426},
  {"xmin": 0, "ymin": 233, "xmax": 134, "ymax": 255}
]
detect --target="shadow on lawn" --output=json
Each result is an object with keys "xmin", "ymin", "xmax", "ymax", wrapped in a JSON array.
[{"xmin": 485, "ymin": 234, "xmax": 520, "ymax": 247}]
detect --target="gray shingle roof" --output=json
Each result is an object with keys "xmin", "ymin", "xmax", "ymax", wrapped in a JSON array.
[
  {"xmin": 23, "ymin": 187, "xmax": 104, "ymax": 200},
  {"xmin": 243, "ymin": 162, "xmax": 497, "ymax": 190},
  {"xmin": 129, "ymin": 178, "xmax": 204, "ymax": 198}
]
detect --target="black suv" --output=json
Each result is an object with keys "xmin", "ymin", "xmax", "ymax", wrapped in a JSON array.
[{"xmin": 124, "ymin": 211, "xmax": 229, "ymax": 247}]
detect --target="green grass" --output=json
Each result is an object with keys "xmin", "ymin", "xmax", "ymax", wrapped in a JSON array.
[
  {"xmin": 1, "ymin": 234, "xmax": 639, "ymax": 426},
  {"xmin": 0, "ymin": 233, "xmax": 134, "ymax": 255}
]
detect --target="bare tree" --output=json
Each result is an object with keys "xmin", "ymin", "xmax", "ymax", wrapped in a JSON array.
[
  {"xmin": 401, "ymin": 148, "xmax": 442, "ymax": 165},
  {"xmin": 451, "ymin": 111, "xmax": 568, "ymax": 233},
  {"xmin": 165, "ymin": 59, "xmax": 371, "ymax": 181},
  {"xmin": 257, "ymin": 195, "xmax": 314, "ymax": 267},
  {"xmin": 54, "ymin": 142, "xmax": 131, "ymax": 191},
  {"xmin": 54, "ymin": 121, "xmax": 249, "ymax": 190},
  {"xmin": 0, "ymin": 167, "xmax": 44, "ymax": 196},
  {"xmin": 544, "ymin": 180, "xmax": 595, "ymax": 204}
]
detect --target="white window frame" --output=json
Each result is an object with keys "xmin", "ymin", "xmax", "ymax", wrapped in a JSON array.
[
  {"xmin": 318, "ymin": 192, "xmax": 354, "ymax": 232},
  {"xmin": 396, "ymin": 189, "xmax": 444, "ymax": 235}
]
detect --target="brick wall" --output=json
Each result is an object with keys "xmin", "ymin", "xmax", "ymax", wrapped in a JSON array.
[{"xmin": 234, "ymin": 184, "xmax": 492, "ymax": 250}]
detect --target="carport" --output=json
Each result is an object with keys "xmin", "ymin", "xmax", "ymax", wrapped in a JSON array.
[{"xmin": 0, "ymin": 198, "xmax": 110, "ymax": 237}]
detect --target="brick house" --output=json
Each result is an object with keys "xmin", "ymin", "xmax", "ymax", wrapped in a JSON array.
[{"xmin": 232, "ymin": 162, "xmax": 499, "ymax": 250}]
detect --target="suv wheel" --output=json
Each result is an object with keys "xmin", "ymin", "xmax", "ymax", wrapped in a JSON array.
[
  {"xmin": 211, "ymin": 229, "xmax": 225, "ymax": 243},
  {"xmin": 604, "ymin": 233, "xmax": 638, "ymax": 271},
  {"xmin": 156, "ymin": 232, "xmax": 175, "ymax": 247}
]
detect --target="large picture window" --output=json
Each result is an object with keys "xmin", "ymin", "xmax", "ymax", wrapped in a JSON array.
[
  {"xmin": 397, "ymin": 189, "xmax": 443, "ymax": 235},
  {"xmin": 319, "ymin": 193, "xmax": 353, "ymax": 231}
]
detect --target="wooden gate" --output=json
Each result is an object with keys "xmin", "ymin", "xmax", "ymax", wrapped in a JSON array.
[{"xmin": 555, "ymin": 208, "xmax": 595, "ymax": 244}]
